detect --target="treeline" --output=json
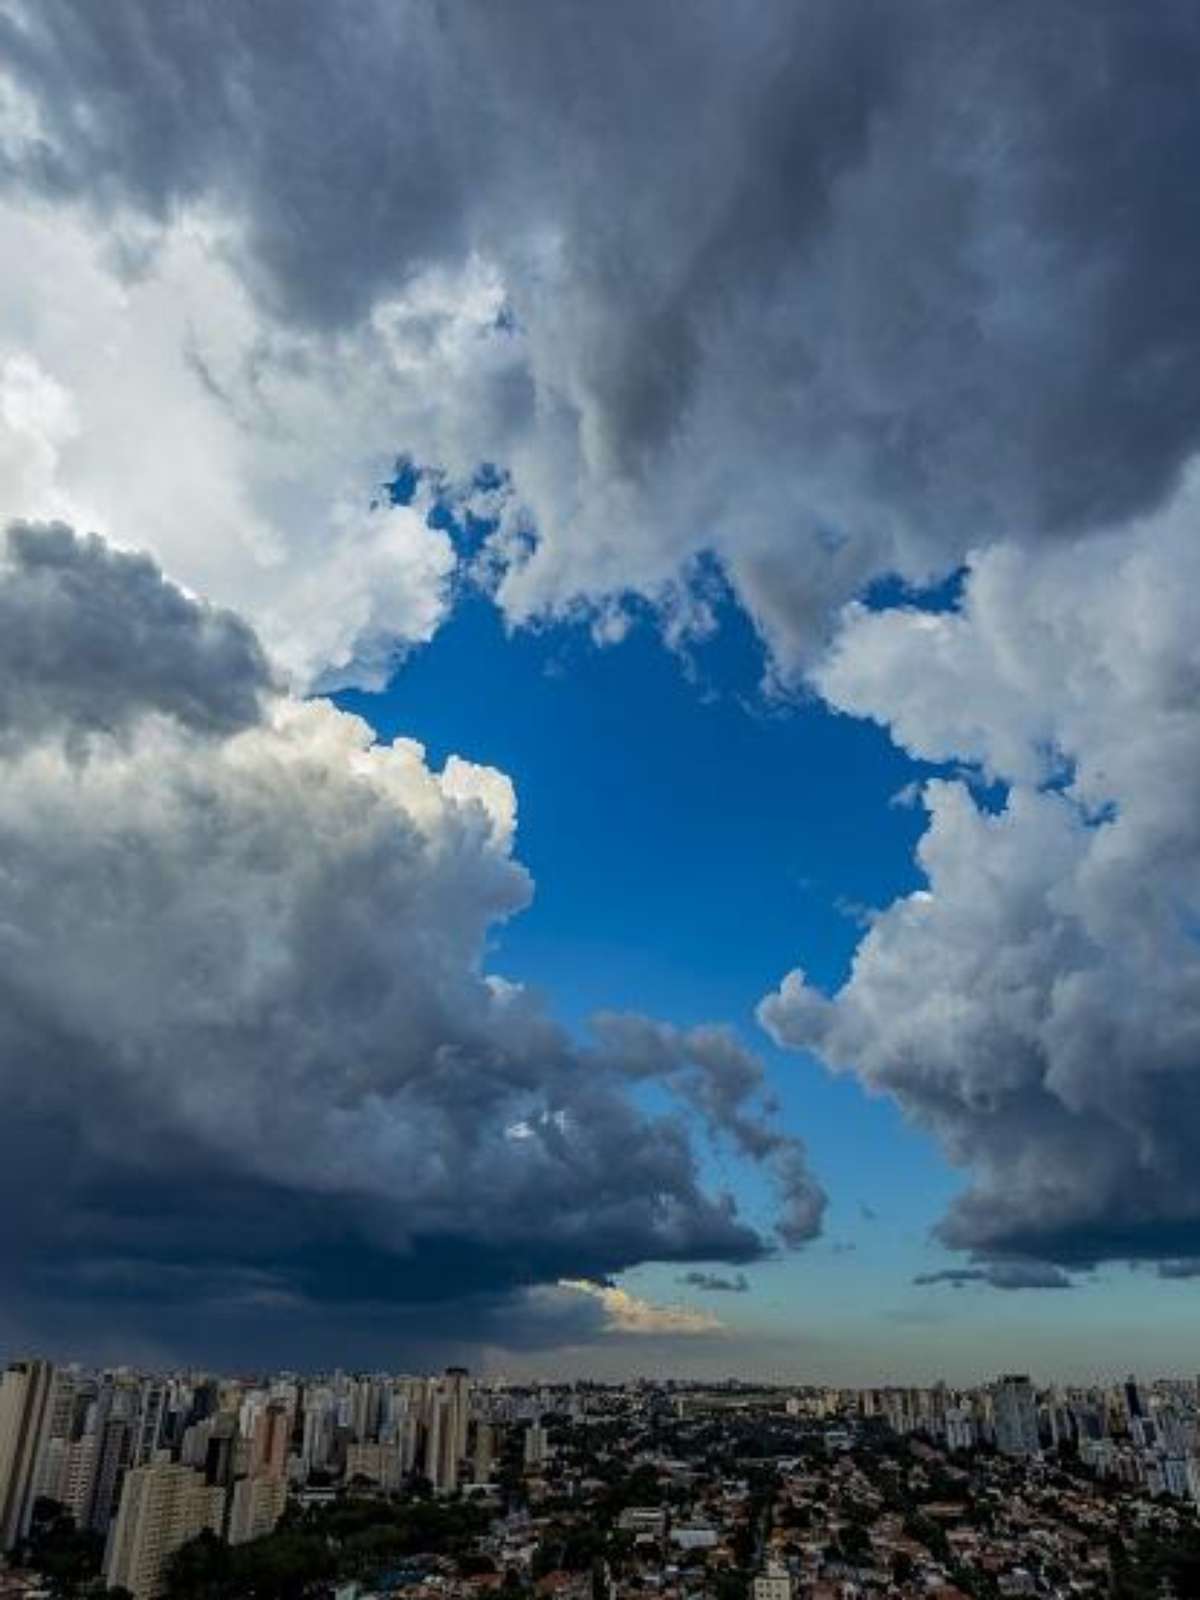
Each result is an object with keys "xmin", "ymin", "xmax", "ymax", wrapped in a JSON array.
[{"xmin": 163, "ymin": 1495, "xmax": 491, "ymax": 1600}]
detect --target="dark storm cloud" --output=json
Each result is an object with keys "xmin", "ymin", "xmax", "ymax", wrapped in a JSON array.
[
  {"xmin": 0, "ymin": 523, "xmax": 822, "ymax": 1359},
  {"xmin": 0, "ymin": 521, "xmax": 271, "ymax": 740},
  {"xmin": 1157, "ymin": 1259, "xmax": 1200, "ymax": 1280},
  {"xmin": 679, "ymin": 1271, "xmax": 750, "ymax": 1295},
  {"xmin": 590, "ymin": 1012, "xmax": 826, "ymax": 1247},
  {"xmin": 5, "ymin": 3, "xmax": 1200, "ymax": 669}
]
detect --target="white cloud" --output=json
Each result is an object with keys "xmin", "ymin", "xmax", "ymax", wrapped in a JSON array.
[
  {"xmin": 762, "ymin": 472, "xmax": 1200, "ymax": 1268},
  {"xmin": 557, "ymin": 1280, "xmax": 724, "ymax": 1336}
]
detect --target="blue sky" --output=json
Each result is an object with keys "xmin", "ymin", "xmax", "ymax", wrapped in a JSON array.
[{"xmin": 332, "ymin": 571, "xmax": 1190, "ymax": 1381}]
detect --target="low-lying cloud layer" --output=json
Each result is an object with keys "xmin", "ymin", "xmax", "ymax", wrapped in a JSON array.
[{"xmin": 0, "ymin": 522, "xmax": 821, "ymax": 1359}]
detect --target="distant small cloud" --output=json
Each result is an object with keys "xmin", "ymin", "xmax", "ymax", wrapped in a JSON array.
[
  {"xmin": 559, "ymin": 1279, "xmax": 724, "ymax": 1334},
  {"xmin": 678, "ymin": 1270, "xmax": 750, "ymax": 1294},
  {"xmin": 889, "ymin": 780, "xmax": 925, "ymax": 809},
  {"xmin": 914, "ymin": 1262, "xmax": 1072, "ymax": 1291}
]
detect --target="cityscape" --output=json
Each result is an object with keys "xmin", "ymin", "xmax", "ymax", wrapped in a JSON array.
[
  {"xmin": 5, "ymin": 5, "xmax": 1200, "ymax": 1600},
  {"xmin": 2, "ymin": 1357, "xmax": 1200, "ymax": 1599}
]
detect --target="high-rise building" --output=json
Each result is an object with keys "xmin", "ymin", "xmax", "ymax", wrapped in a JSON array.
[
  {"xmin": 227, "ymin": 1472, "xmax": 287, "ymax": 1547},
  {"xmin": 1124, "ymin": 1375, "xmax": 1144, "ymax": 1423},
  {"xmin": 523, "ymin": 1420, "xmax": 549, "ymax": 1470},
  {"xmin": 346, "ymin": 1442, "xmax": 404, "ymax": 1491},
  {"xmin": 472, "ymin": 1422, "xmax": 496, "ymax": 1482},
  {"xmin": 134, "ymin": 1382, "xmax": 168, "ymax": 1467},
  {"xmin": 0, "ymin": 1359, "xmax": 55, "ymax": 1551},
  {"xmin": 426, "ymin": 1369, "xmax": 471, "ymax": 1495},
  {"xmin": 88, "ymin": 1416, "xmax": 133, "ymax": 1534},
  {"xmin": 994, "ymin": 1375, "xmax": 1040, "ymax": 1457},
  {"xmin": 104, "ymin": 1464, "xmax": 226, "ymax": 1600},
  {"xmin": 62, "ymin": 1434, "xmax": 100, "ymax": 1527},
  {"xmin": 249, "ymin": 1402, "xmax": 289, "ymax": 1481}
]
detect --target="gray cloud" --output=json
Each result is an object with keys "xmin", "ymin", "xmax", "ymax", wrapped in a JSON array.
[
  {"xmin": 1156, "ymin": 1260, "xmax": 1200, "ymax": 1281},
  {"xmin": 590, "ymin": 1012, "xmax": 826, "ymax": 1247},
  {"xmin": 0, "ymin": 522, "xmax": 817, "ymax": 1360},
  {"xmin": 0, "ymin": 521, "xmax": 271, "ymax": 742},
  {"xmin": 679, "ymin": 1271, "xmax": 750, "ymax": 1295},
  {"xmin": 914, "ymin": 1264, "xmax": 1072, "ymax": 1292},
  {"xmin": 4, "ymin": 4, "xmax": 1200, "ymax": 681}
]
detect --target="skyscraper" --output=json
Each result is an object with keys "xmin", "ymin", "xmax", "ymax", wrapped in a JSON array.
[
  {"xmin": 228, "ymin": 1472, "xmax": 287, "ymax": 1546},
  {"xmin": 104, "ymin": 1463, "xmax": 225, "ymax": 1600},
  {"xmin": 994, "ymin": 1375, "xmax": 1040, "ymax": 1457},
  {"xmin": 426, "ymin": 1369, "xmax": 471, "ymax": 1495},
  {"xmin": 0, "ymin": 1358, "xmax": 54, "ymax": 1551},
  {"xmin": 249, "ymin": 1401, "xmax": 289, "ymax": 1481}
]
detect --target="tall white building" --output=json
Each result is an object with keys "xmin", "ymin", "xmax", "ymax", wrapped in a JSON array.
[
  {"xmin": 0, "ymin": 1358, "xmax": 55, "ymax": 1551},
  {"xmin": 104, "ymin": 1464, "xmax": 225, "ymax": 1600},
  {"xmin": 427, "ymin": 1369, "xmax": 471, "ymax": 1494},
  {"xmin": 523, "ymin": 1421, "xmax": 549, "ymax": 1470},
  {"xmin": 228, "ymin": 1472, "xmax": 287, "ymax": 1546}
]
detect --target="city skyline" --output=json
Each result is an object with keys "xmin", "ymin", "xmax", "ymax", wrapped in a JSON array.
[
  {"xmin": 3, "ymin": 1349, "xmax": 1200, "ymax": 1597},
  {"xmin": 2, "ymin": 2, "xmax": 1200, "ymax": 1385}
]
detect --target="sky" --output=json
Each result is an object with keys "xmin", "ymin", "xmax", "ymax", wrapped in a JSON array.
[{"xmin": 1, "ymin": 0, "xmax": 1200, "ymax": 1382}]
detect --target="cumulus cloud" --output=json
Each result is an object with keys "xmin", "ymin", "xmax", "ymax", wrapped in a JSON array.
[
  {"xmin": 761, "ymin": 474, "xmax": 1200, "ymax": 1272},
  {"xmin": 558, "ymin": 1281, "xmax": 724, "ymax": 1337},
  {"xmin": 4, "ymin": 4, "xmax": 1200, "ymax": 681},
  {"xmin": 0, "ymin": 519, "xmax": 271, "ymax": 741},
  {"xmin": 679, "ymin": 1271, "xmax": 750, "ymax": 1294},
  {"xmin": 0, "ymin": 521, "xmax": 819, "ymax": 1358}
]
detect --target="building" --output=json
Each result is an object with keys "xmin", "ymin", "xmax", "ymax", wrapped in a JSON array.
[
  {"xmin": 472, "ymin": 1421, "xmax": 496, "ymax": 1482},
  {"xmin": 227, "ymin": 1472, "xmax": 287, "ymax": 1547},
  {"xmin": 346, "ymin": 1442, "xmax": 404, "ymax": 1491},
  {"xmin": 0, "ymin": 1359, "xmax": 55, "ymax": 1551},
  {"xmin": 427, "ymin": 1369, "xmax": 471, "ymax": 1494},
  {"xmin": 104, "ymin": 1464, "xmax": 226, "ymax": 1600},
  {"xmin": 752, "ymin": 1559, "xmax": 793, "ymax": 1600},
  {"xmin": 249, "ymin": 1402, "xmax": 290, "ymax": 1481},
  {"xmin": 944, "ymin": 1406, "xmax": 975, "ymax": 1452},
  {"xmin": 523, "ymin": 1421, "xmax": 549, "ymax": 1470},
  {"xmin": 89, "ymin": 1416, "xmax": 133, "ymax": 1534},
  {"xmin": 994, "ymin": 1375, "xmax": 1040, "ymax": 1457}
]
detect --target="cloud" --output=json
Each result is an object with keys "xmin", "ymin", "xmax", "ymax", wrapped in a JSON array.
[
  {"xmin": 0, "ymin": 519, "xmax": 271, "ymax": 742},
  {"xmin": 4, "ymin": 5, "xmax": 1200, "ymax": 682},
  {"xmin": 558, "ymin": 1280, "xmax": 724, "ymax": 1336},
  {"xmin": 913, "ymin": 1265, "xmax": 1072, "ymax": 1292},
  {"xmin": 1157, "ymin": 1260, "xmax": 1200, "ymax": 1281},
  {"xmin": 590, "ymin": 1012, "xmax": 826, "ymax": 1247},
  {"xmin": 0, "ymin": 521, "xmax": 816, "ymax": 1359},
  {"xmin": 678, "ymin": 1271, "xmax": 750, "ymax": 1294},
  {"xmin": 761, "ymin": 472, "xmax": 1200, "ymax": 1272}
]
